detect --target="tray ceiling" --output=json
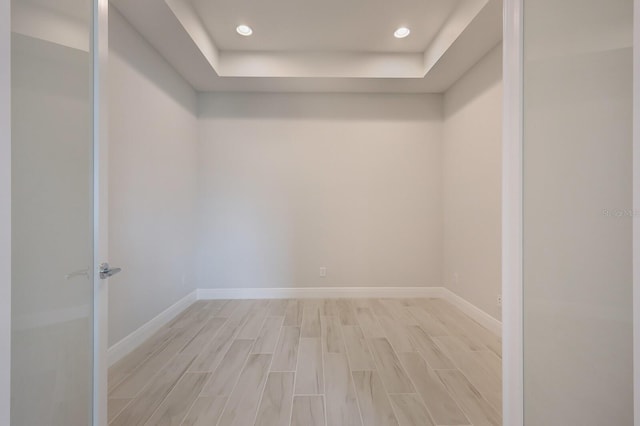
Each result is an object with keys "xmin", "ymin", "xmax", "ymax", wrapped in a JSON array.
[
  {"xmin": 110, "ymin": 0, "xmax": 503, "ymax": 92},
  {"xmin": 189, "ymin": 0, "xmax": 460, "ymax": 53}
]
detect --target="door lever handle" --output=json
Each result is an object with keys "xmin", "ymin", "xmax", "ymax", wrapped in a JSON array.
[{"xmin": 99, "ymin": 263, "xmax": 122, "ymax": 280}]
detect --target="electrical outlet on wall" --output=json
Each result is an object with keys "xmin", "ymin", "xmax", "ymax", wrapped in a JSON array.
[
  {"xmin": 497, "ymin": 295, "xmax": 502, "ymax": 306},
  {"xmin": 319, "ymin": 267, "xmax": 327, "ymax": 278}
]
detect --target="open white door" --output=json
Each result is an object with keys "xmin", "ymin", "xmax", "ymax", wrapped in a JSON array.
[
  {"xmin": 504, "ymin": 0, "xmax": 637, "ymax": 424},
  {"xmin": 4, "ymin": 0, "xmax": 110, "ymax": 424}
]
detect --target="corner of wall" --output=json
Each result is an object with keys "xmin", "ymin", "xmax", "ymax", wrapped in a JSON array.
[
  {"xmin": 442, "ymin": 41, "xmax": 503, "ymax": 322},
  {"xmin": 108, "ymin": 7, "xmax": 200, "ymax": 347}
]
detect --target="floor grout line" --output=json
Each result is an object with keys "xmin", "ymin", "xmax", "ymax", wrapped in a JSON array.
[
  {"xmin": 320, "ymin": 316, "xmax": 328, "ymax": 426},
  {"xmin": 288, "ymin": 318, "xmax": 300, "ymax": 426},
  {"xmin": 213, "ymin": 300, "xmax": 262, "ymax": 426},
  {"xmin": 339, "ymin": 300, "xmax": 366, "ymax": 426},
  {"xmin": 365, "ymin": 304, "xmax": 414, "ymax": 426}
]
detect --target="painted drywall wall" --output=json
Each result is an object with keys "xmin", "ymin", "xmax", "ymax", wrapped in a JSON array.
[
  {"xmin": 108, "ymin": 6, "xmax": 198, "ymax": 346},
  {"xmin": 442, "ymin": 44, "xmax": 503, "ymax": 321},
  {"xmin": 197, "ymin": 93, "xmax": 443, "ymax": 289},
  {"xmin": 523, "ymin": 0, "xmax": 633, "ymax": 423},
  {"xmin": 0, "ymin": 0, "xmax": 10, "ymax": 422}
]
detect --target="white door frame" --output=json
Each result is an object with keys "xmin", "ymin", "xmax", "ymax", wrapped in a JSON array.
[
  {"xmin": 0, "ymin": 0, "xmax": 12, "ymax": 424},
  {"xmin": 634, "ymin": 0, "xmax": 640, "ymax": 423},
  {"xmin": 93, "ymin": 0, "xmax": 109, "ymax": 425},
  {"xmin": 502, "ymin": 0, "xmax": 524, "ymax": 424}
]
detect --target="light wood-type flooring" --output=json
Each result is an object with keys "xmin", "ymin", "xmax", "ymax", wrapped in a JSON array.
[{"xmin": 108, "ymin": 298, "xmax": 502, "ymax": 426}]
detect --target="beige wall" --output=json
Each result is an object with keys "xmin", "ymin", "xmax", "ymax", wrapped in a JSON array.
[
  {"xmin": 108, "ymin": 7, "xmax": 198, "ymax": 346},
  {"xmin": 443, "ymin": 44, "xmax": 503, "ymax": 320},
  {"xmin": 197, "ymin": 93, "xmax": 444, "ymax": 289},
  {"xmin": 107, "ymin": 13, "xmax": 505, "ymax": 344}
]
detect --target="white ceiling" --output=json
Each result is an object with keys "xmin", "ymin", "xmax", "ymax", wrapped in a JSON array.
[
  {"xmin": 189, "ymin": 0, "xmax": 461, "ymax": 53},
  {"xmin": 110, "ymin": 0, "xmax": 503, "ymax": 93}
]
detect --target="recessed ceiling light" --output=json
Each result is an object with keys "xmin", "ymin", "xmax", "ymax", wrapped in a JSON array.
[
  {"xmin": 236, "ymin": 25, "xmax": 253, "ymax": 36},
  {"xmin": 394, "ymin": 27, "xmax": 411, "ymax": 39}
]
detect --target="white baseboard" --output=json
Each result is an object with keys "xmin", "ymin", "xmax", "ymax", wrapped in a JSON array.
[
  {"xmin": 197, "ymin": 286, "xmax": 444, "ymax": 300},
  {"xmin": 108, "ymin": 286, "xmax": 501, "ymax": 366},
  {"xmin": 108, "ymin": 290, "xmax": 197, "ymax": 366},
  {"xmin": 440, "ymin": 288, "xmax": 502, "ymax": 337}
]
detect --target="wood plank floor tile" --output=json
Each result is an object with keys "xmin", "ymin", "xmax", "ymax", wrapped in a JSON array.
[
  {"xmin": 180, "ymin": 317, "xmax": 227, "ymax": 355},
  {"xmin": 181, "ymin": 396, "xmax": 227, "ymax": 426},
  {"xmin": 406, "ymin": 326, "xmax": 455, "ymax": 370},
  {"xmin": 108, "ymin": 327, "xmax": 175, "ymax": 392},
  {"xmin": 342, "ymin": 326, "xmax": 375, "ymax": 371},
  {"xmin": 107, "ymin": 298, "xmax": 501, "ymax": 426},
  {"xmin": 336, "ymin": 300, "xmax": 358, "ymax": 326},
  {"xmin": 367, "ymin": 338, "xmax": 414, "ymax": 393},
  {"xmin": 228, "ymin": 300, "xmax": 259, "ymax": 328},
  {"xmin": 237, "ymin": 306, "xmax": 269, "ymax": 339},
  {"xmin": 351, "ymin": 299, "xmax": 371, "ymax": 309},
  {"xmin": 291, "ymin": 395, "xmax": 325, "ymax": 426},
  {"xmin": 380, "ymin": 300, "xmax": 419, "ymax": 326},
  {"xmin": 271, "ymin": 326, "xmax": 300, "ymax": 372},
  {"xmin": 378, "ymin": 317, "xmax": 417, "ymax": 353},
  {"xmin": 367, "ymin": 299, "xmax": 395, "ymax": 319},
  {"xmin": 167, "ymin": 301, "xmax": 207, "ymax": 329},
  {"xmin": 437, "ymin": 370, "xmax": 501, "ymax": 426},
  {"xmin": 320, "ymin": 299, "xmax": 341, "ymax": 316},
  {"xmin": 216, "ymin": 300, "xmax": 241, "ymax": 318},
  {"xmin": 301, "ymin": 301, "xmax": 322, "ymax": 338},
  {"xmin": 483, "ymin": 336, "xmax": 502, "ymax": 359},
  {"xmin": 355, "ymin": 307, "xmax": 385, "ymax": 339},
  {"xmin": 143, "ymin": 372, "xmax": 210, "ymax": 426},
  {"xmin": 321, "ymin": 315, "xmax": 345, "ymax": 353},
  {"xmin": 110, "ymin": 353, "xmax": 196, "ymax": 426},
  {"xmin": 107, "ymin": 399, "xmax": 131, "ymax": 424},
  {"xmin": 430, "ymin": 300, "xmax": 501, "ymax": 355},
  {"xmin": 324, "ymin": 353, "xmax": 363, "ymax": 426},
  {"xmin": 434, "ymin": 336, "xmax": 502, "ymax": 412},
  {"xmin": 110, "ymin": 327, "xmax": 197, "ymax": 398},
  {"xmin": 476, "ymin": 350, "xmax": 502, "ymax": 379},
  {"xmin": 295, "ymin": 338, "xmax": 324, "ymax": 395},
  {"xmin": 425, "ymin": 302, "xmax": 488, "ymax": 351},
  {"xmin": 217, "ymin": 354, "xmax": 272, "ymax": 426},
  {"xmin": 268, "ymin": 299, "xmax": 289, "ymax": 317},
  {"xmin": 200, "ymin": 339, "xmax": 254, "ymax": 397},
  {"xmin": 255, "ymin": 372, "xmax": 295, "ymax": 426},
  {"xmin": 252, "ymin": 316, "xmax": 285, "ymax": 354},
  {"xmin": 284, "ymin": 300, "xmax": 303, "ymax": 327},
  {"xmin": 389, "ymin": 394, "xmax": 435, "ymax": 426},
  {"xmin": 189, "ymin": 319, "xmax": 242, "ymax": 372},
  {"xmin": 204, "ymin": 300, "xmax": 228, "ymax": 316},
  {"xmin": 407, "ymin": 307, "xmax": 449, "ymax": 337},
  {"xmin": 352, "ymin": 371, "xmax": 399, "ymax": 426},
  {"xmin": 174, "ymin": 305, "xmax": 213, "ymax": 331},
  {"xmin": 398, "ymin": 352, "xmax": 469, "ymax": 426}
]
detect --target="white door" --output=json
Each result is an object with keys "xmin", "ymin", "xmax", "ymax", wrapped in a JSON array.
[
  {"xmin": 503, "ymin": 0, "xmax": 636, "ymax": 424},
  {"xmin": 9, "ymin": 0, "xmax": 110, "ymax": 424}
]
